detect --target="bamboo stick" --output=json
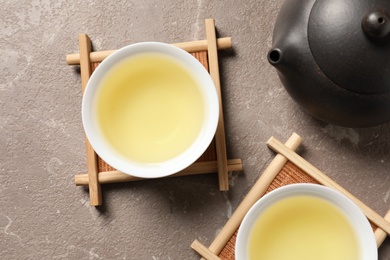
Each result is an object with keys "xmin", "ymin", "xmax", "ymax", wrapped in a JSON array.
[
  {"xmin": 66, "ymin": 37, "xmax": 232, "ymax": 65},
  {"xmin": 375, "ymin": 210, "xmax": 390, "ymax": 247},
  {"xmin": 205, "ymin": 19, "xmax": 229, "ymax": 191},
  {"xmin": 199, "ymin": 133, "xmax": 302, "ymax": 258},
  {"xmin": 266, "ymin": 136, "xmax": 390, "ymax": 235},
  {"xmin": 79, "ymin": 34, "xmax": 102, "ymax": 206},
  {"xmin": 79, "ymin": 35, "xmax": 92, "ymax": 93},
  {"xmin": 191, "ymin": 240, "xmax": 221, "ymax": 260},
  {"xmin": 75, "ymin": 159, "xmax": 242, "ymax": 186}
]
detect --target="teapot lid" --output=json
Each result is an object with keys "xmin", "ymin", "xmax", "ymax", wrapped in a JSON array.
[{"xmin": 308, "ymin": 0, "xmax": 390, "ymax": 94}]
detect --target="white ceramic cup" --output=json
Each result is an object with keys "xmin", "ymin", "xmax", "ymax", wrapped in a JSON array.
[
  {"xmin": 235, "ymin": 183, "xmax": 377, "ymax": 260},
  {"xmin": 82, "ymin": 42, "xmax": 219, "ymax": 178}
]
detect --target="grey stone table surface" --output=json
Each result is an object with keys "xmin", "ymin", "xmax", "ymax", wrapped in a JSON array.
[{"xmin": 1, "ymin": 0, "xmax": 389, "ymax": 259}]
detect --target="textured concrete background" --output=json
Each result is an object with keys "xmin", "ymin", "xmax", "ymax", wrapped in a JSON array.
[{"xmin": 1, "ymin": 0, "xmax": 389, "ymax": 259}]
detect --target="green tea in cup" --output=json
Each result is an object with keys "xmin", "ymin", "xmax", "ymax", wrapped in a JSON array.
[
  {"xmin": 248, "ymin": 195, "xmax": 359, "ymax": 260},
  {"xmin": 96, "ymin": 52, "xmax": 204, "ymax": 163}
]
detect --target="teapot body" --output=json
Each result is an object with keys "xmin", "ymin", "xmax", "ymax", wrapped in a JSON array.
[{"xmin": 269, "ymin": 0, "xmax": 390, "ymax": 127}]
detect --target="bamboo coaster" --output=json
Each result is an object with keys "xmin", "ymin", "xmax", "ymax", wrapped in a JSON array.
[
  {"xmin": 192, "ymin": 133, "xmax": 390, "ymax": 260},
  {"xmin": 67, "ymin": 19, "xmax": 242, "ymax": 206}
]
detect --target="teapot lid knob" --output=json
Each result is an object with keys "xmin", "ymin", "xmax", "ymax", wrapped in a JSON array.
[
  {"xmin": 362, "ymin": 11, "xmax": 390, "ymax": 38},
  {"xmin": 308, "ymin": 0, "xmax": 390, "ymax": 94}
]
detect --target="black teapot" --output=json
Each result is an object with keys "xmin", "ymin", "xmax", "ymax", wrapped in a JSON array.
[{"xmin": 268, "ymin": 0, "xmax": 390, "ymax": 127}]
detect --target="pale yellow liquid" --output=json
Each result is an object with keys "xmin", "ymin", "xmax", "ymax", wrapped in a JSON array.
[
  {"xmin": 95, "ymin": 53, "xmax": 204, "ymax": 163},
  {"xmin": 249, "ymin": 195, "xmax": 360, "ymax": 260}
]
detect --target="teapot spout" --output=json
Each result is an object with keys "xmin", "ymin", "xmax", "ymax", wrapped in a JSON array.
[{"xmin": 267, "ymin": 48, "xmax": 283, "ymax": 66}]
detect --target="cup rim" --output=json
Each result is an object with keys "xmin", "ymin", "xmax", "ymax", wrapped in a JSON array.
[
  {"xmin": 235, "ymin": 183, "xmax": 378, "ymax": 260},
  {"xmin": 82, "ymin": 42, "xmax": 219, "ymax": 178}
]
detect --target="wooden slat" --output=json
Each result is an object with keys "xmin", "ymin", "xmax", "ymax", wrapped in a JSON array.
[
  {"xmin": 66, "ymin": 37, "xmax": 232, "ymax": 65},
  {"xmin": 78, "ymin": 34, "xmax": 102, "ymax": 206},
  {"xmin": 205, "ymin": 19, "xmax": 229, "ymax": 191},
  {"xmin": 191, "ymin": 240, "xmax": 221, "ymax": 260},
  {"xmin": 375, "ymin": 210, "xmax": 390, "ymax": 247},
  {"xmin": 75, "ymin": 159, "xmax": 242, "ymax": 185}
]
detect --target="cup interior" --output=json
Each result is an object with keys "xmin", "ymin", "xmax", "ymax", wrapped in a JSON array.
[{"xmin": 82, "ymin": 42, "xmax": 219, "ymax": 178}]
